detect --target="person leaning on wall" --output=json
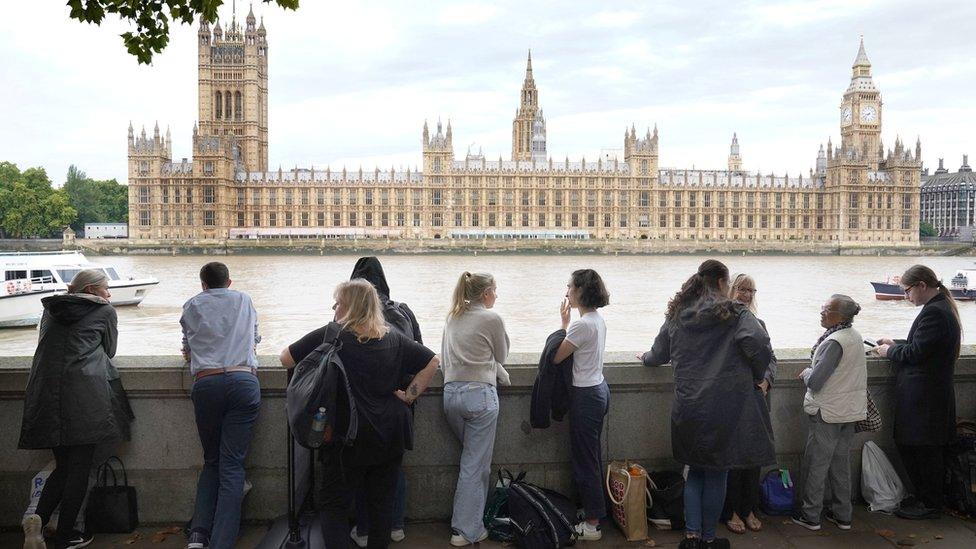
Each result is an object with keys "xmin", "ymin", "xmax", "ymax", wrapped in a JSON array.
[
  {"xmin": 19, "ymin": 269, "xmax": 127, "ymax": 549},
  {"xmin": 874, "ymin": 264, "xmax": 962, "ymax": 520}
]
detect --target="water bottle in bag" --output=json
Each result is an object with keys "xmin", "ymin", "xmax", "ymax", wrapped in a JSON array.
[{"xmin": 309, "ymin": 407, "xmax": 328, "ymax": 448}]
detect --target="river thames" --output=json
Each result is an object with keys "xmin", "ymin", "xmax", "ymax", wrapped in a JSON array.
[{"xmin": 1, "ymin": 254, "xmax": 973, "ymax": 357}]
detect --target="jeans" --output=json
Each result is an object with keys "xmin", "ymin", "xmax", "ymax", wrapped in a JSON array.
[
  {"xmin": 356, "ymin": 468, "xmax": 406, "ymax": 532},
  {"xmin": 799, "ymin": 412, "xmax": 854, "ymax": 523},
  {"xmin": 722, "ymin": 467, "xmax": 761, "ymax": 520},
  {"xmin": 443, "ymin": 381, "xmax": 500, "ymax": 542},
  {"xmin": 684, "ymin": 467, "xmax": 728, "ymax": 540},
  {"xmin": 35, "ymin": 444, "xmax": 96, "ymax": 540},
  {"xmin": 320, "ymin": 446, "xmax": 402, "ymax": 549},
  {"xmin": 189, "ymin": 372, "xmax": 261, "ymax": 549},
  {"xmin": 570, "ymin": 381, "xmax": 610, "ymax": 521},
  {"xmin": 897, "ymin": 444, "xmax": 947, "ymax": 510}
]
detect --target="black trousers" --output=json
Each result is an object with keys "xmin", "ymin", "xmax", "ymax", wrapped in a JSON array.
[
  {"xmin": 35, "ymin": 444, "xmax": 96, "ymax": 539},
  {"xmin": 897, "ymin": 444, "xmax": 947, "ymax": 510},
  {"xmin": 320, "ymin": 446, "xmax": 402, "ymax": 549},
  {"xmin": 721, "ymin": 467, "xmax": 761, "ymax": 521}
]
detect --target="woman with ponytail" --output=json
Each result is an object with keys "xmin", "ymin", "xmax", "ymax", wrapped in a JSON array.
[
  {"xmin": 640, "ymin": 260, "xmax": 774, "ymax": 549},
  {"xmin": 441, "ymin": 272, "xmax": 510, "ymax": 546},
  {"xmin": 875, "ymin": 265, "xmax": 962, "ymax": 520}
]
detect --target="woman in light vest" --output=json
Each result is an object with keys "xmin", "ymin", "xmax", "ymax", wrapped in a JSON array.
[{"xmin": 791, "ymin": 294, "xmax": 866, "ymax": 532}]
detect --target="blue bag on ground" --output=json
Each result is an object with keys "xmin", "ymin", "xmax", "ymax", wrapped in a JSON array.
[{"xmin": 760, "ymin": 469, "xmax": 794, "ymax": 516}]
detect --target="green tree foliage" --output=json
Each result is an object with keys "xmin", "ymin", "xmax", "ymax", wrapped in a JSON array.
[
  {"xmin": 63, "ymin": 165, "xmax": 129, "ymax": 232},
  {"xmin": 919, "ymin": 221, "xmax": 937, "ymax": 238},
  {"xmin": 0, "ymin": 162, "xmax": 77, "ymax": 238},
  {"xmin": 66, "ymin": 0, "xmax": 300, "ymax": 65}
]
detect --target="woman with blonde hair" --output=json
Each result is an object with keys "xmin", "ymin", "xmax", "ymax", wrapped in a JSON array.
[
  {"xmin": 442, "ymin": 272, "xmax": 510, "ymax": 546},
  {"xmin": 281, "ymin": 279, "xmax": 439, "ymax": 549},
  {"xmin": 20, "ymin": 269, "xmax": 124, "ymax": 549},
  {"xmin": 722, "ymin": 273, "xmax": 777, "ymax": 535},
  {"xmin": 875, "ymin": 264, "xmax": 962, "ymax": 520}
]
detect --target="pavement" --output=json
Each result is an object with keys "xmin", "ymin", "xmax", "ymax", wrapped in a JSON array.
[{"xmin": 2, "ymin": 506, "xmax": 975, "ymax": 548}]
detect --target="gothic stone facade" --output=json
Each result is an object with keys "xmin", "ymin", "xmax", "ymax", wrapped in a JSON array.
[{"xmin": 128, "ymin": 15, "xmax": 920, "ymax": 246}]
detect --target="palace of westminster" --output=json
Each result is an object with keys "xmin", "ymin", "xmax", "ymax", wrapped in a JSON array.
[{"xmin": 127, "ymin": 8, "xmax": 922, "ymax": 245}]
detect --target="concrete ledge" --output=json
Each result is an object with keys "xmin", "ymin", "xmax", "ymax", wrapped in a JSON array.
[{"xmin": 1, "ymin": 352, "xmax": 974, "ymax": 527}]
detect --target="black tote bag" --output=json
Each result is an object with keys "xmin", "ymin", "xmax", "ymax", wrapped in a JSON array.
[{"xmin": 86, "ymin": 456, "xmax": 139, "ymax": 533}]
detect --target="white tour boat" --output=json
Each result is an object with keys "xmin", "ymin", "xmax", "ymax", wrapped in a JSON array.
[
  {"xmin": 0, "ymin": 251, "xmax": 158, "ymax": 307},
  {"xmin": 0, "ymin": 278, "xmax": 57, "ymax": 328}
]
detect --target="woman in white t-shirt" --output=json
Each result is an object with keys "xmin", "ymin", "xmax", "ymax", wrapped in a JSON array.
[{"xmin": 553, "ymin": 269, "xmax": 610, "ymax": 541}]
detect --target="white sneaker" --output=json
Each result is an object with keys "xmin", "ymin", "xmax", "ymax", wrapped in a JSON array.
[
  {"xmin": 22, "ymin": 514, "xmax": 46, "ymax": 549},
  {"xmin": 574, "ymin": 521, "xmax": 602, "ymax": 541},
  {"xmin": 349, "ymin": 526, "xmax": 368, "ymax": 548},
  {"xmin": 450, "ymin": 529, "xmax": 488, "ymax": 546},
  {"xmin": 390, "ymin": 528, "xmax": 405, "ymax": 542}
]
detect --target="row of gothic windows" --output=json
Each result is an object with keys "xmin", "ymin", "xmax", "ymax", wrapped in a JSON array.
[{"xmin": 214, "ymin": 91, "xmax": 242, "ymax": 120}]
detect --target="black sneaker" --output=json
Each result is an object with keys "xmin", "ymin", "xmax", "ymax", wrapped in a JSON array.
[
  {"xmin": 824, "ymin": 510, "xmax": 852, "ymax": 530},
  {"xmin": 186, "ymin": 530, "xmax": 209, "ymax": 549},
  {"xmin": 678, "ymin": 538, "xmax": 701, "ymax": 549},
  {"xmin": 895, "ymin": 501, "xmax": 940, "ymax": 520},
  {"xmin": 791, "ymin": 513, "xmax": 821, "ymax": 531},
  {"xmin": 59, "ymin": 531, "xmax": 93, "ymax": 549},
  {"xmin": 702, "ymin": 538, "xmax": 731, "ymax": 549}
]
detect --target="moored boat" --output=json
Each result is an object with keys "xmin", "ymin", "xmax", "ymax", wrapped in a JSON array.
[
  {"xmin": 0, "ymin": 251, "xmax": 158, "ymax": 307},
  {"xmin": 870, "ymin": 277, "xmax": 906, "ymax": 301}
]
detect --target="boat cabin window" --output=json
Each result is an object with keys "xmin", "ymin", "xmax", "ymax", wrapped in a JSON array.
[
  {"xmin": 5, "ymin": 270, "xmax": 27, "ymax": 281},
  {"xmin": 30, "ymin": 270, "xmax": 54, "ymax": 281},
  {"xmin": 56, "ymin": 269, "xmax": 83, "ymax": 284},
  {"xmin": 105, "ymin": 268, "xmax": 120, "ymax": 281}
]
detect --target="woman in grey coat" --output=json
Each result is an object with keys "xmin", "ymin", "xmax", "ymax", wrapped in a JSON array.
[
  {"xmin": 640, "ymin": 260, "xmax": 774, "ymax": 549},
  {"xmin": 19, "ymin": 269, "xmax": 125, "ymax": 549}
]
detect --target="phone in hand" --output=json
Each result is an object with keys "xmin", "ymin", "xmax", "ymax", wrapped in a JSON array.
[{"xmin": 863, "ymin": 339, "xmax": 878, "ymax": 348}]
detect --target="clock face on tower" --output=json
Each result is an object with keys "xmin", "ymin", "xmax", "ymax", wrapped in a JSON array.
[
  {"xmin": 860, "ymin": 105, "xmax": 877, "ymax": 123},
  {"xmin": 842, "ymin": 106, "xmax": 852, "ymax": 125}
]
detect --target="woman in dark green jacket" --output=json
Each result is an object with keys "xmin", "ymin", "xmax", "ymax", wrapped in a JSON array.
[{"xmin": 19, "ymin": 269, "xmax": 125, "ymax": 549}]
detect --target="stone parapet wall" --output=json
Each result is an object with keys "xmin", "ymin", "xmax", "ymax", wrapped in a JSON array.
[{"xmin": 1, "ymin": 351, "xmax": 974, "ymax": 527}]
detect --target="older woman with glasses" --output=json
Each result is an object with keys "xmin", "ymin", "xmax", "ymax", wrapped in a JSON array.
[{"xmin": 722, "ymin": 274, "xmax": 776, "ymax": 535}]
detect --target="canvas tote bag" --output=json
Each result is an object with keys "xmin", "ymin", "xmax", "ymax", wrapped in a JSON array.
[{"xmin": 605, "ymin": 460, "xmax": 648, "ymax": 541}]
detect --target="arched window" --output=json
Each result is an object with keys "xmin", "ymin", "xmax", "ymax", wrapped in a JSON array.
[
  {"xmin": 225, "ymin": 92, "xmax": 233, "ymax": 122},
  {"xmin": 215, "ymin": 91, "xmax": 222, "ymax": 119},
  {"xmin": 235, "ymin": 91, "xmax": 242, "ymax": 120}
]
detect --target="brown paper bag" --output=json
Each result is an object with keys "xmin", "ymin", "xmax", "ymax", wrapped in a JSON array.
[{"xmin": 606, "ymin": 460, "xmax": 648, "ymax": 541}]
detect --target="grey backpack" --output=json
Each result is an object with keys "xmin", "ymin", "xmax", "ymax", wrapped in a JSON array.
[{"xmin": 285, "ymin": 322, "xmax": 358, "ymax": 449}]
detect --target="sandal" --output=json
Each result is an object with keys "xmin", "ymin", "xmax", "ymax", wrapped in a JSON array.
[
  {"xmin": 725, "ymin": 517, "xmax": 746, "ymax": 535},
  {"xmin": 745, "ymin": 513, "xmax": 762, "ymax": 532}
]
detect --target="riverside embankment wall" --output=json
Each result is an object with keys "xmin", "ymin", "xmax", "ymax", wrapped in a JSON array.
[{"xmin": 1, "ymin": 351, "xmax": 974, "ymax": 527}]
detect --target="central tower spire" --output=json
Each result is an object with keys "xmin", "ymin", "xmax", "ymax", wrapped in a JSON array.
[{"xmin": 512, "ymin": 50, "xmax": 545, "ymax": 162}]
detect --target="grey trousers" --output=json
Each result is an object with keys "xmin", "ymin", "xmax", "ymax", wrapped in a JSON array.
[
  {"xmin": 443, "ymin": 382, "xmax": 499, "ymax": 543},
  {"xmin": 799, "ymin": 412, "xmax": 855, "ymax": 523}
]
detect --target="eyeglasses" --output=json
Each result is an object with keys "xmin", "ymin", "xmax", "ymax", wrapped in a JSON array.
[
  {"xmin": 821, "ymin": 306, "xmax": 838, "ymax": 314},
  {"xmin": 738, "ymin": 288, "xmax": 757, "ymax": 294},
  {"xmin": 903, "ymin": 284, "xmax": 918, "ymax": 295}
]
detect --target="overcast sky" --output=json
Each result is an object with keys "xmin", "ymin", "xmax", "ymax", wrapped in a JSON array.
[{"xmin": 2, "ymin": 0, "xmax": 974, "ymax": 185}]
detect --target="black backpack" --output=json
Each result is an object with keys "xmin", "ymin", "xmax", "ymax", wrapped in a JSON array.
[
  {"xmin": 501, "ymin": 470, "xmax": 578, "ymax": 549},
  {"xmin": 285, "ymin": 322, "xmax": 358, "ymax": 449},
  {"xmin": 946, "ymin": 421, "xmax": 976, "ymax": 518},
  {"xmin": 647, "ymin": 470, "xmax": 686, "ymax": 530}
]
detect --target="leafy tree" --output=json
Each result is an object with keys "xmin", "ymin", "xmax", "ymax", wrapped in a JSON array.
[
  {"xmin": 66, "ymin": 0, "xmax": 300, "ymax": 65},
  {"xmin": 63, "ymin": 164, "xmax": 130, "ymax": 231},
  {"xmin": 919, "ymin": 221, "xmax": 937, "ymax": 238},
  {"xmin": 0, "ymin": 162, "xmax": 77, "ymax": 238}
]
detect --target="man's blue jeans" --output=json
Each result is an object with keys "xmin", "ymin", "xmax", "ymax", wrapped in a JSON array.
[{"xmin": 189, "ymin": 372, "xmax": 261, "ymax": 549}]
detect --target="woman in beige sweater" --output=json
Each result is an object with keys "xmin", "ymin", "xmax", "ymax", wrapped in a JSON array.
[{"xmin": 441, "ymin": 272, "xmax": 510, "ymax": 546}]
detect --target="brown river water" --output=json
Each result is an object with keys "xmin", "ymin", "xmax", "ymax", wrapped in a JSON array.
[{"xmin": 1, "ymin": 254, "xmax": 972, "ymax": 357}]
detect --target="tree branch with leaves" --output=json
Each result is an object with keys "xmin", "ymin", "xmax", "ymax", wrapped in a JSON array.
[{"xmin": 65, "ymin": 0, "xmax": 299, "ymax": 64}]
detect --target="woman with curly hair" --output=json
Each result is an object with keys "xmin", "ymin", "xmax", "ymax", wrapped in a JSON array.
[{"xmin": 640, "ymin": 260, "xmax": 774, "ymax": 549}]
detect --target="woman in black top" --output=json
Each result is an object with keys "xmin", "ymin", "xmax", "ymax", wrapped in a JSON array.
[
  {"xmin": 280, "ymin": 279, "xmax": 439, "ymax": 549},
  {"xmin": 875, "ymin": 264, "xmax": 962, "ymax": 520}
]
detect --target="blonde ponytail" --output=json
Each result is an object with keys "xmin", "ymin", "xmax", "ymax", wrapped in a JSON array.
[{"xmin": 448, "ymin": 271, "xmax": 495, "ymax": 319}]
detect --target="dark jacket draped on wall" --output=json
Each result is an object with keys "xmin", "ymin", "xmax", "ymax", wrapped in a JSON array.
[
  {"xmin": 887, "ymin": 292, "xmax": 961, "ymax": 446},
  {"xmin": 642, "ymin": 295, "xmax": 775, "ymax": 469},
  {"xmin": 530, "ymin": 329, "xmax": 574, "ymax": 429}
]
